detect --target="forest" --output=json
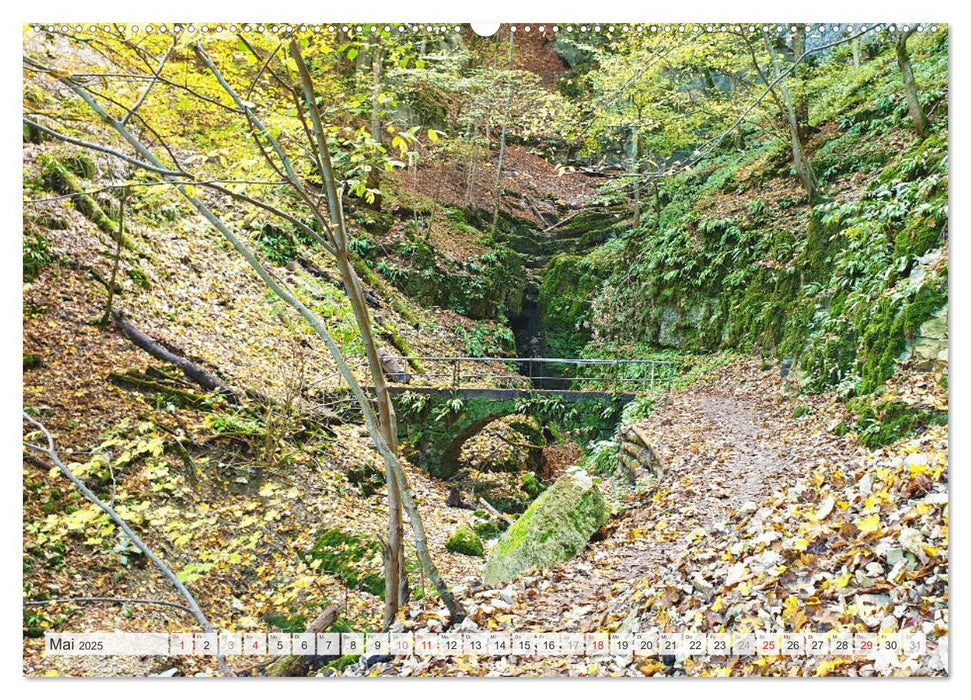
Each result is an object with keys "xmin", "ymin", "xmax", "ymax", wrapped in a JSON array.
[{"xmin": 22, "ymin": 22, "xmax": 948, "ymax": 677}]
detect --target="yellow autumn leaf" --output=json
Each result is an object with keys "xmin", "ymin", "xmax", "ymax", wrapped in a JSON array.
[
  {"xmin": 855, "ymin": 513, "xmax": 881, "ymax": 533},
  {"xmin": 815, "ymin": 658, "xmax": 849, "ymax": 676},
  {"xmin": 687, "ymin": 527, "xmax": 706, "ymax": 543},
  {"xmin": 835, "ymin": 572, "xmax": 852, "ymax": 587}
]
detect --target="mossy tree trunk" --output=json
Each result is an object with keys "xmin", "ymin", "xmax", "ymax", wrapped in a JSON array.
[
  {"xmin": 894, "ymin": 28, "xmax": 930, "ymax": 139},
  {"xmin": 765, "ymin": 32, "xmax": 817, "ymax": 200}
]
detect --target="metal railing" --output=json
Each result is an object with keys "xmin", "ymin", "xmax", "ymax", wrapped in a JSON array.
[{"xmin": 385, "ymin": 356, "xmax": 677, "ymax": 393}]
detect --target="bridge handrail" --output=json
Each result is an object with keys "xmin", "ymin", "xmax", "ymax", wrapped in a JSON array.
[{"xmin": 387, "ymin": 355, "xmax": 676, "ymax": 366}]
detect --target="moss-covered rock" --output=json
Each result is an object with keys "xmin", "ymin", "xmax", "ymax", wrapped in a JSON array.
[
  {"xmin": 846, "ymin": 397, "xmax": 947, "ymax": 449},
  {"xmin": 446, "ymin": 524, "xmax": 484, "ymax": 557},
  {"xmin": 483, "ymin": 468, "xmax": 608, "ymax": 585}
]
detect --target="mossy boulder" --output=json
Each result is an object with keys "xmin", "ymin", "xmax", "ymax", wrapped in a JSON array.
[
  {"xmin": 483, "ymin": 468, "xmax": 608, "ymax": 585},
  {"xmin": 446, "ymin": 524, "xmax": 484, "ymax": 557}
]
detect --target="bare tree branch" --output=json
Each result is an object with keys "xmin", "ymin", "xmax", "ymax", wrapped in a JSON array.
[
  {"xmin": 24, "ymin": 596, "xmax": 197, "ymax": 617},
  {"xmin": 121, "ymin": 40, "xmax": 175, "ymax": 126},
  {"xmin": 22, "ymin": 117, "xmax": 187, "ymax": 177}
]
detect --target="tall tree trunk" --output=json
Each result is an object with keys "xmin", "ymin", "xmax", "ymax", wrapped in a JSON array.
[
  {"xmin": 465, "ymin": 119, "xmax": 479, "ymax": 206},
  {"xmin": 629, "ymin": 125, "xmax": 642, "ymax": 223},
  {"xmin": 290, "ymin": 40, "xmax": 463, "ymax": 625},
  {"xmin": 766, "ymin": 34, "xmax": 816, "ymax": 199},
  {"xmin": 852, "ymin": 38, "xmax": 862, "ymax": 68},
  {"xmin": 370, "ymin": 44, "xmax": 383, "ymax": 142},
  {"xmin": 491, "ymin": 29, "xmax": 514, "ymax": 232},
  {"xmin": 791, "ymin": 25, "xmax": 810, "ymax": 141},
  {"xmin": 366, "ymin": 42, "xmax": 384, "ymax": 209},
  {"xmin": 895, "ymin": 28, "xmax": 930, "ymax": 139}
]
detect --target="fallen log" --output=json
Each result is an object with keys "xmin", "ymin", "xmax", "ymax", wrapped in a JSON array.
[
  {"xmin": 111, "ymin": 310, "xmax": 237, "ymax": 402},
  {"xmin": 478, "ymin": 497, "xmax": 515, "ymax": 526},
  {"xmin": 108, "ymin": 371, "xmax": 212, "ymax": 410},
  {"xmin": 266, "ymin": 606, "xmax": 339, "ymax": 677}
]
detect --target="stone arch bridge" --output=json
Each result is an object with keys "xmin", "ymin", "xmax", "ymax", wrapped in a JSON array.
[{"xmin": 382, "ymin": 356, "xmax": 676, "ymax": 478}]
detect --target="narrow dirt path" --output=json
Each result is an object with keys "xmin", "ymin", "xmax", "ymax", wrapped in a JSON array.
[
  {"xmin": 382, "ymin": 359, "xmax": 857, "ymax": 676},
  {"xmin": 500, "ymin": 377, "xmax": 845, "ymax": 631}
]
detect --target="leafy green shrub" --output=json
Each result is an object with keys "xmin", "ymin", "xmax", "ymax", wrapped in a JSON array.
[
  {"xmin": 581, "ymin": 440, "xmax": 620, "ymax": 476},
  {"xmin": 348, "ymin": 237, "xmax": 374, "ymax": 259},
  {"xmin": 23, "ymin": 228, "xmax": 52, "ymax": 281},
  {"xmin": 455, "ymin": 320, "xmax": 516, "ymax": 357},
  {"xmin": 256, "ymin": 224, "xmax": 298, "ymax": 265}
]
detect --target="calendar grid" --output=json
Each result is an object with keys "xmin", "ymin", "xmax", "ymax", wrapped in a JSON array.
[{"xmin": 44, "ymin": 631, "xmax": 926, "ymax": 660}]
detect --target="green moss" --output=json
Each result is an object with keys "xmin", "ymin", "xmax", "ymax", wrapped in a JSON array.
[
  {"xmin": 301, "ymin": 527, "xmax": 384, "ymax": 597},
  {"xmin": 858, "ymin": 272, "xmax": 947, "ymax": 393},
  {"xmin": 472, "ymin": 519, "xmax": 506, "ymax": 540},
  {"xmin": 324, "ymin": 654, "xmax": 361, "ymax": 671},
  {"xmin": 791, "ymin": 405, "xmax": 814, "ymax": 419},
  {"xmin": 127, "ymin": 267, "xmax": 151, "ymax": 290},
  {"xmin": 446, "ymin": 524, "xmax": 484, "ymax": 557},
  {"xmin": 39, "ymin": 154, "xmax": 120, "ymax": 239},
  {"xmin": 350, "ymin": 207, "xmax": 394, "ymax": 236},
  {"xmin": 376, "ymin": 321, "xmax": 425, "ymax": 373},
  {"xmin": 847, "ymin": 397, "xmax": 947, "ymax": 448},
  {"xmin": 62, "ymin": 153, "xmax": 97, "ymax": 180},
  {"xmin": 264, "ymin": 611, "xmax": 308, "ymax": 633},
  {"xmin": 346, "ymin": 462, "xmax": 385, "ymax": 497},
  {"xmin": 539, "ymin": 253, "xmax": 609, "ymax": 357}
]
